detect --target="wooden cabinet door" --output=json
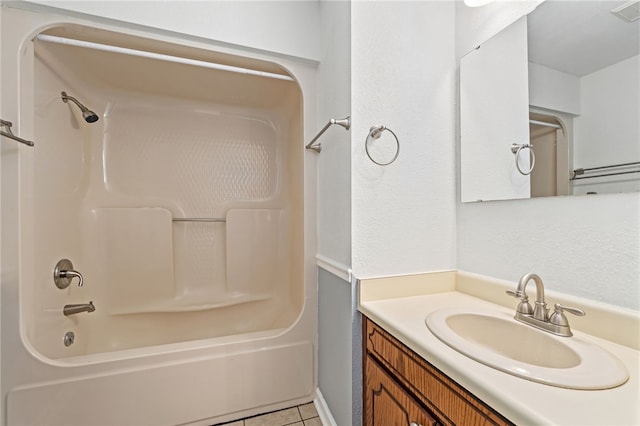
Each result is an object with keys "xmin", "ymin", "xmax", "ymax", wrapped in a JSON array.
[{"xmin": 364, "ymin": 356, "xmax": 437, "ymax": 426}]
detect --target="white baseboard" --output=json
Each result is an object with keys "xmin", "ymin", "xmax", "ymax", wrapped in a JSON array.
[{"xmin": 314, "ymin": 388, "xmax": 338, "ymax": 426}]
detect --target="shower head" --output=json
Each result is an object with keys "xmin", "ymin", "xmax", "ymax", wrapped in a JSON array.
[{"xmin": 61, "ymin": 91, "xmax": 99, "ymax": 123}]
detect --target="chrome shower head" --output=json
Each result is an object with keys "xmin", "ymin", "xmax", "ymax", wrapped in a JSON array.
[{"xmin": 61, "ymin": 91, "xmax": 99, "ymax": 123}]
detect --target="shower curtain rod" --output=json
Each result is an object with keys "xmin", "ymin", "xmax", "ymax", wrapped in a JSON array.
[
  {"xmin": 35, "ymin": 34, "xmax": 295, "ymax": 82},
  {"xmin": 529, "ymin": 119, "xmax": 561, "ymax": 129}
]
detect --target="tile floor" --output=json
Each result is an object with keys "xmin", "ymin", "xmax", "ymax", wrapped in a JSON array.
[{"xmin": 216, "ymin": 402, "xmax": 322, "ymax": 426}]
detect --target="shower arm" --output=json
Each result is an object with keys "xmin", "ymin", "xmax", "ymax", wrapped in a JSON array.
[
  {"xmin": 61, "ymin": 92, "xmax": 86, "ymax": 111},
  {"xmin": 305, "ymin": 117, "xmax": 351, "ymax": 153}
]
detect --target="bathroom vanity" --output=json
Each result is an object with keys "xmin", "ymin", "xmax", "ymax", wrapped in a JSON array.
[
  {"xmin": 364, "ymin": 316, "xmax": 512, "ymax": 425},
  {"xmin": 359, "ymin": 271, "xmax": 640, "ymax": 425}
]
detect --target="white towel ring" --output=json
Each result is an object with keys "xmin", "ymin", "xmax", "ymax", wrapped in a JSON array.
[
  {"xmin": 511, "ymin": 143, "xmax": 535, "ymax": 175},
  {"xmin": 365, "ymin": 125, "xmax": 400, "ymax": 166}
]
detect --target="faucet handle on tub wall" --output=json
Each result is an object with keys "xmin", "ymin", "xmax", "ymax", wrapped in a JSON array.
[{"xmin": 53, "ymin": 259, "xmax": 84, "ymax": 289}]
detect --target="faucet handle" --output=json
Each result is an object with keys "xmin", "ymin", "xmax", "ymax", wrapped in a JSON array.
[
  {"xmin": 54, "ymin": 259, "xmax": 84, "ymax": 289},
  {"xmin": 549, "ymin": 303, "xmax": 585, "ymax": 326},
  {"xmin": 505, "ymin": 289, "xmax": 519, "ymax": 298},
  {"xmin": 506, "ymin": 290, "xmax": 534, "ymax": 315}
]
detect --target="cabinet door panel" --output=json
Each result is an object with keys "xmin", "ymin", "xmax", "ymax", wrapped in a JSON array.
[
  {"xmin": 364, "ymin": 317, "xmax": 514, "ymax": 426},
  {"xmin": 365, "ymin": 356, "xmax": 437, "ymax": 426}
]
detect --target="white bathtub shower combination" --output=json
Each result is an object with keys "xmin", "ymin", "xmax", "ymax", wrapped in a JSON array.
[{"xmin": 2, "ymin": 8, "xmax": 317, "ymax": 426}]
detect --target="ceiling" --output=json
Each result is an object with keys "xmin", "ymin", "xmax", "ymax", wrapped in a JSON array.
[{"xmin": 528, "ymin": 0, "xmax": 640, "ymax": 76}]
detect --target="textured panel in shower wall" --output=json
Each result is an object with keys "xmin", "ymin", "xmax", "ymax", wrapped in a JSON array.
[{"xmin": 103, "ymin": 104, "xmax": 278, "ymax": 216}]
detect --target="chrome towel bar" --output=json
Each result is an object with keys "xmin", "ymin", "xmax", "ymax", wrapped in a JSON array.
[
  {"xmin": 571, "ymin": 161, "xmax": 640, "ymax": 180},
  {"xmin": 1, "ymin": 119, "xmax": 34, "ymax": 147},
  {"xmin": 305, "ymin": 116, "xmax": 351, "ymax": 153}
]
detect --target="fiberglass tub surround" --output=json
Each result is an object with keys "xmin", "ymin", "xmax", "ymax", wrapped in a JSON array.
[{"xmin": 26, "ymin": 27, "xmax": 304, "ymax": 360}]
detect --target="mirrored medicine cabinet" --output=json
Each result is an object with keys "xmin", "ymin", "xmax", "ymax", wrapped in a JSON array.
[{"xmin": 460, "ymin": 0, "xmax": 640, "ymax": 203}]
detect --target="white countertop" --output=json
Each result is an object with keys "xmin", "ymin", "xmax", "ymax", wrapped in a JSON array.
[{"xmin": 359, "ymin": 276, "xmax": 640, "ymax": 425}]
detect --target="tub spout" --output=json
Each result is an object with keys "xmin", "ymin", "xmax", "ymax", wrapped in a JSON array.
[{"xmin": 63, "ymin": 301, "xmax": 96, "ymax": 316}]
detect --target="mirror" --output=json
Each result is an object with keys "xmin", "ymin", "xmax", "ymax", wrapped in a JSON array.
[{"xmin": 460, "ymin": 0, "xmax": 640, "ymax": 202}]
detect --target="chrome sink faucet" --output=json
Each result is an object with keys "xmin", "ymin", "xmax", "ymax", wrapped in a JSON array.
[
  {"xmin": 507, "ymin": 273, "xmax": 585, "ymax": 337},
  {"xmin": 508, "ymin": 272, "xmax": 548, "ymax": 320}
]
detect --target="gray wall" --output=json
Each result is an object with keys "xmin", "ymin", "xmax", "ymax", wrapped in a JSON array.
[
  {"xmin": 318, "ymin": 269, "xmax": 361, "ymax": 426},
  {"xmin": 316, "ymin": 0, "xmax": 355, "ymax": 424}
]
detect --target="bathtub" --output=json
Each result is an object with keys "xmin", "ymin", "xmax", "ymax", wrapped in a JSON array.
[{"xmin": 1, "ymin": 7, "xmax": 318, "ymax": 426}]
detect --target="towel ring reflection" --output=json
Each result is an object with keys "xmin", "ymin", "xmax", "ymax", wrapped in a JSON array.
[
  {"xmin": 365, "ymin": 125, "xmax": 399, "ymax": 166},
  {"xmin": 511, "ymin": 143, "xmax": 535, "ymax": 175}
]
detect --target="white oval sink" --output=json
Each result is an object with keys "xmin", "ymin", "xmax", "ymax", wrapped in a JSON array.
[{"xmin": 425, "ymin": 307, "xmax": 629, "ymax": 389}]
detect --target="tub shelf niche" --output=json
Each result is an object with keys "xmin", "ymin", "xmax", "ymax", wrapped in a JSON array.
[
  {"xmin": 110, "ymin": 291, "xmax": 273, "ymax": 315},
  {"xmin": 91, "ymin": 207, "xmax": 285, "ymax": 315}
]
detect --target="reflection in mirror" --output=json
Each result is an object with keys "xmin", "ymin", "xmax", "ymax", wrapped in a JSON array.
[
  {"xmin": 460, "ymin": 0, "xmax": 640, "ymax": 202},
  {"xmin": 528, "ymin": 112, "xmax": 569, "ymax": 197},
  {"xmin": 460, "ymin": 17, "xmax": 531, "ymax": 202}
]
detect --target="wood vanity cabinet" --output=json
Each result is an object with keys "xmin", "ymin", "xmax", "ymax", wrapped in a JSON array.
[{"xmin": 363, "ymin": 316, "xmax": 514, "ymax": 426}]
